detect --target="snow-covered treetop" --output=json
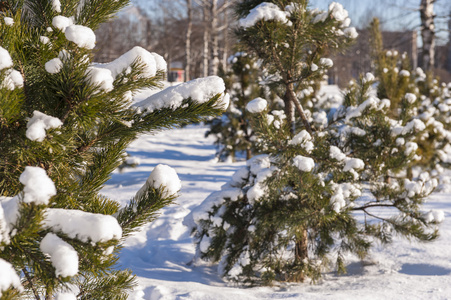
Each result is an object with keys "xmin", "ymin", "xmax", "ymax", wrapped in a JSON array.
[{"xmin": 239, "ymin": 2, "xmax": 292, "ymax": 28}]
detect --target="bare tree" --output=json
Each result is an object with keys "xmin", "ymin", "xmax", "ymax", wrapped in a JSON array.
[
  {"xmin": 185, "ymin": 0, "xmax": 193, "ymax": 81},
  {"xmin": 420, "ymin": 0, "xmax": 436, "ymax": 70},
  {"xmin": 195, "ymin": 0, "xmax": 233, "ymax": 76}
]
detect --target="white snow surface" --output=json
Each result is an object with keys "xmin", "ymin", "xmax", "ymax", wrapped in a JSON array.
[
  {"xmin": 239, "ymin": 2, "xmax": 291, "ymax": 28},
  {"xmin": 0, "ymin": 258, "xmax": 23, "ymax": 296},
  {"xmin": 26, "ymin": 110, "xmax": 63, "ymax": 142},
  {"xmin": 65, "ymin": 25, "xmax": 96, "ymax": 49},
  {"xmin": 99, "ymin": 123, "xmax": 451, "ymax": 299},
  {"xmin": 44, "ymin": 208, "xmax": 122, "ymax": 243},
  {"xmin": 19, "ymin": 166, "xmax": 56, "ymax": 205},
  {"xmin": 40, "ymin": 233, "xmax": 79, "ymax": 277},
  {"xmin": 134, "ymin": 76, "xmax": 227, "ymax": 113}
]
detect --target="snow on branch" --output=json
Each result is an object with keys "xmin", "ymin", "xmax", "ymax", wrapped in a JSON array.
[
  {"xmin": 26, "ymin": 111, "xmax": 63, "ymax": 142},
  {"xmin": 239, "ymin": 2, "xmax": 292, "ymax": 28},
  {"xmin": 40, "ymin": 233, "xmax": 79, "ymax": 277},
  {"xmin": 134, "ymin": 76, "xmax": 227, "ymax": 113},
  {"xmin": 0, "ymin": 47, "xmax": 13, "ymax": 70},
  {"xmin": 93, "ymin": 46, "xmax": 166, "ymax": 79},
  {"xmin": 135, "ymin": 164, "xmax": 181, "ymax": 200},
  {"xmin": 19, "ymin": 166, "xmax": 57, "ymax": 205},
  {"xmin": 0, "ymin": 258, "xmax": 23, "ymax": 297},
  {"xmin": 44, "ymin": 209, "xmax": 122, "ymax": 243}
]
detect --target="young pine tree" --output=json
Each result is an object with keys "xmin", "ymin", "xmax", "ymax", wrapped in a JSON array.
[
  {"xmin": 206, "ymin": 52, "xmax": 281, "ymax": 161},
  {"xmin": 0, "ymin": 1, "xmax": 227, "ymax": 299},
  {"xmin": 369, "ymin": 18, "xmax": 451, "ymax": 173},
  {"xmin": 186, "ymin": 1, "xmax": 442, "ymax": 285}
]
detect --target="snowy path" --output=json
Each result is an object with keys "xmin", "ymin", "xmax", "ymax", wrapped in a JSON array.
[{"xmin": 102, "ymin": 125, "xmax": 451, "ymax": 300}]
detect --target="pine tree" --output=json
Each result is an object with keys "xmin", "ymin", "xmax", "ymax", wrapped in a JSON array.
[
  {"xmin": 206, "ymin": 52, "xmax": 280, "ymax": 161},
  {"xmin": 369, "ymin": 18, "xmax": 451, "ymax": 173},
  {"xmin": 234, "ymin": 0, "xmax": 356, "ymax": 133},
  {"xmin": 186, "ymin": 0, "xmax": 442, "ymax": 285},
  {"xmin": 0, "ymin": 1, "xmax": 227, "ymax": 299}
]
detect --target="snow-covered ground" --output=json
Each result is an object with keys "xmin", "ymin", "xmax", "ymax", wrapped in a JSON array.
[{"xmin": 102, "ymin": 125, "xmax": 451, "ymax": 300}]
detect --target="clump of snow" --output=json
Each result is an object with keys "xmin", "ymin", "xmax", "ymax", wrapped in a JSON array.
[
  {"xmin": 52, "ymin": 16, "xmax": 73, "ymax": 32},
  {"xmin": 363, "ymin": 72, "xmax": 375, "ymax": 83},
  {"xmin": 405, "ymin": 93, "xmax": 417, "ymax": 103},
  {"xmin": 331, "ymin": 183, "xmax": 361, "ymax": 212},
  {"xmin": 399, "ymin": 70, "xmax": 410, "ymax": 77},
  {"xmin": 45, "ymin": 208, "xmax": 122, "ymax": 243},
  {"xmin": 0, "ymin": 196, "xmax": 20, "ymax": 244},
  {"xmin": 405, "ymin": 142, "xmax": 418, "ymax": 156},
  {"xmin": 26, "ymin": 110, "xmax": 63, "ymax": 142},
  {"xmin": 313, "ymin": 111, "xmax": 328, "ymax": 127},
  {"xmin": 134, "ymin": 76, "xmax": 226, "ymax": 113},
  {"xmin": 135, "ymin": 164, "xmax": 181, "ymax": 199},
  {"xmin": 52, "ymin": 0, "xmax": 62, "ymax": 13},
  {"xmin": 0, "ymin": 258, "xmax": 23, "ymax": 297},
  {"xmin": 239, "ymin": 2, "xmax": 291, "ymax": 28},
  {"xmin": 93, "ymin": 46, "xmax": 166, "ymax": 79},
  {"xmin": 320, "ymin": 58, "xmax": 333, "ymax": 68},
  {"xmin": 3, "ymin": 17, "xmax": 14, "ymax": 26},
  {"xmin": 391, "ymin": 119, "xmax": 426, "ymax": 136},
  {"xmin": 246, "ymin": 97, "xmax": 267, "ymax": 113},
  {"xmin": 343, "ymin": 158, "xmax": 364, "ymax": 172},
  {"xmin": 40, "ymin": 233, "xmax": 78, "ymax": 277},
  {"xmin": 55, "ymin": 293, "xmax": 77, "ymax": 300},
  {"xmin": 311, "ymin": 63, "xmax": 318, "ymax": 71},
  {"xmin": 19, "ymin": 166, "xmax": 57, "ymax": 205},
  {"xmin": 288, "ymin": 130, "xmax": 314, "ymax": 153},
  {"xmin": 1, "ymin": 69, "xmax": 23, "ymax": 90},
  {"xmin": 86, "ymin": 66, "xmax": 114, "ymax": 92},
  {"xmin": 0, "ymin": 47, "xmax": 13, "ymax": 70},
  {"xmin": 312, "ymin": 11, "xmax": 328, "ymax": 23},
  {"xmin": 292, "ymin": 155, "xmax": 315, "ymax": 172},
  {"xmin": 330, "ymin": 146, "xmax": 346, "ymax": 161},
  {"xmin": 65, "ymin": 25, "xmax": 96, "ymax": 49},
  {"xmin": 344, "ymin": 27, "xmax": 358, "ymax": 39},
  {"xmin": 45, "ymin": 58, "xmax": 63, "ymax": 74},
  {"xmin": 345, "ymin": 96, "xmax": 380, "ymax": 120},
  {"xmin": 328, "ymin": 2, "xmax": 348, "ymax": 21},
  {"xmin": 40, "ymin": 36, "xmax": 50, "ymax": 44}
]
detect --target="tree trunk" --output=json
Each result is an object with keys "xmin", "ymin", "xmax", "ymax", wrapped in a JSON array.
[
  {"xmin": 185, "ymin": 0, "xmax": 192, "ymax": 81},
  {"xmin": 222, "ymin": 1, "xmax": 230, "ymax": 72},
  {"xmin": 294, "ymin": 228, "xmax": 308, "ymax": 282},
  {"xmin": 286, "ymin": 82, "xmax": 313, "ymax": 135},
  {"xmin": 420, "ymin": 0, "xmax": 436, "ymax": 71},
  {"xmin": 202, "ymin": 5, "xmax": 210, "ymax": 77},
  {"xmin": 209, "ymin": 0, "xmax": 219, "ymax": 76}
]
